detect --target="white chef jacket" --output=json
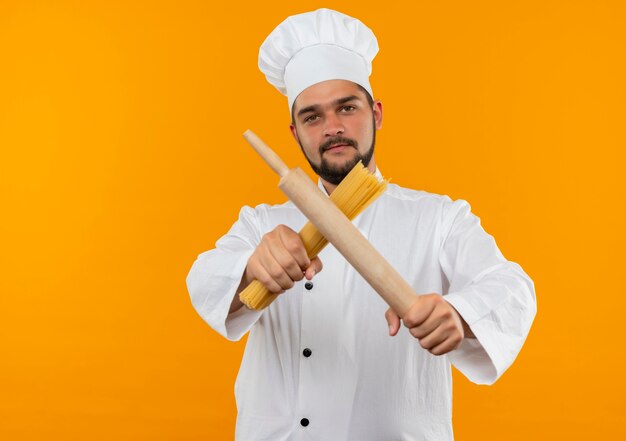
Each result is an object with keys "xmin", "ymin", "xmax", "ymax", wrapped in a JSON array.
[{"xmin": 187, "ymin": 172, "xmax": 536, "ymax": 441}]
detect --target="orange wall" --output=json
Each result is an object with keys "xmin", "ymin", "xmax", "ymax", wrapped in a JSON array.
[{"xmin": 1, "ymin": 1, "xmax": 624, "ymax": 439}]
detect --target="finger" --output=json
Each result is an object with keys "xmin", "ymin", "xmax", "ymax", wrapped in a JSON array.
[
  {"xmin": 385, "ymin": 307, "xmax": 401, "ymax": 336},
  {"xmin": 418, "ymin": 299, "xmax": 465, "ymax": 342},
  {"xmin": 277, "ymin": 226, "xmax": 311, "ymax": 270},
  {"xmin": 254, "ymin": 265, "xmax": 285, "ymax": 294},
  {"xmin": 304, "ymin": 256, "xmax": 323, "ymax": 280},
  {"xmin": 415, "ymin": 323, "xmax": 448, "ymax": 350},
  {"xmin": 429, "ymin": 334, "xmax": 463, "ymax": 356},
  {"xmin": 258, "ymin": 248, "xmax": 296, "ymax": 291},
  {"xmin": 407, "ymin": 311, "xmax": 441, "ymax": 340},
  {"xmin": 402, "ymin": 295, "xmax": 439, "ymax": 328},
  {"xmin": 265, "ymin": 233, "xmax": 306, "ymax": 283},
  {"xmin": 418, "ymin": 321, "xmax": 463, "ymax": 354}
]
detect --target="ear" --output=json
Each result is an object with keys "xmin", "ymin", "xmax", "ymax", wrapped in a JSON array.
[
  {"xmin": 289, "ymin": 123, "xmax": 299, "ymax": 143},
  {"xmin": 373, "ymin": 100, "xmax": 383, "ymax": 130}
]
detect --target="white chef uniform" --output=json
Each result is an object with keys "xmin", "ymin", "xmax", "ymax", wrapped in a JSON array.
[{"xmin": 186, "ymin": 172, "xmax": 536, "ymax": 440}]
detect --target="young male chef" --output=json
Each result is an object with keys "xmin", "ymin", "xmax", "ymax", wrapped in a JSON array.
[{"xmin": 187, "ymin": 8, "xmax": 536, "ymax": 440}]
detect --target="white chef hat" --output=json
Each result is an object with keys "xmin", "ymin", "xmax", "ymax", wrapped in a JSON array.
[{"xmin": 258, "ymin": 8, "xmax": 379, "ymax": 110}]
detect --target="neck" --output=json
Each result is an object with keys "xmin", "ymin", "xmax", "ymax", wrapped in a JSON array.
[{"xmin": 321, "ymin": 180, "xmax": 338, "ymax": 195}]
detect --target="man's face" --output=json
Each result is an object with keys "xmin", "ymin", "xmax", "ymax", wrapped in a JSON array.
[{"xmin": 290, "ymin": 80, "xmax": 383, "ymax": 185}]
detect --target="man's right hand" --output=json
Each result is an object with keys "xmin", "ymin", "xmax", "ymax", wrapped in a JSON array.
[{"xmin": 241, "ymin": 224, "xmax": 323, "ymax": 294}]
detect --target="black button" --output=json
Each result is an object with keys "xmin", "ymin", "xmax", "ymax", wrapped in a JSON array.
[
  {"xmin": 300, "ymin": 418, "xmax": 309, "ymax": 427},
  {"xmin": 303, "ymin": 348, "xmax": 312, "ymax": 357},
  {"xmin": 305, "ymin": 281, "xmax": 313, "ymax": 290}
]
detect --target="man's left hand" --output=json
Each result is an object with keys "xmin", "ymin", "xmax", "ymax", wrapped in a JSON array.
[{"xmin": 385, "ymin": 294, "xmax": 473, "ymax": 356}]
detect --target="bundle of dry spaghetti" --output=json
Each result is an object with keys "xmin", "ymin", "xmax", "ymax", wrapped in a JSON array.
[{"xmin": 239, "ymin": 161, "xmax": 387, "ymax": 310}]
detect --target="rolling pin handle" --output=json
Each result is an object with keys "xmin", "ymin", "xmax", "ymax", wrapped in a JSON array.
[{"xmin": 243, "ymin": 130, "xmax": 290, "ymax": 177}]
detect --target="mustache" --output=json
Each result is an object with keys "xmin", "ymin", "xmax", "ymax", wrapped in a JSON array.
[{"xmin": 318, "ymin": 136, "xmax": 358, "ymax": 154}]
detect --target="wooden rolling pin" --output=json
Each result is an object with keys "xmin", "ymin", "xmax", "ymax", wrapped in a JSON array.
[{"xmin": 244, "ymin": 130, "xmax": 418, "ymax": 318}]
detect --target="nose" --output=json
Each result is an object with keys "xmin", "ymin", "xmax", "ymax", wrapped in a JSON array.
[{"xmin": 322, "ymin": 113, "xmax": 344, "ymax": 136}]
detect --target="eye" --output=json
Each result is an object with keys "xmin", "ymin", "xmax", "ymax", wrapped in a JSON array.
[
  {"xmin": 303, "ymin": 114, "xmax": 319, "ymax": 124},
  {"xmin": 340, "ymin": 105, "xmax": 356, "ymax": 112}
]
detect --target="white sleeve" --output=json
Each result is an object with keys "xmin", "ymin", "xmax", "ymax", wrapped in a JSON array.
[
  {"xmin": 439, "ymin": 199, "xmax": 537, "ymax": 385},
  {"xmin": 186, "ymin": 206, "xmax": 264, "ymax": 341}
]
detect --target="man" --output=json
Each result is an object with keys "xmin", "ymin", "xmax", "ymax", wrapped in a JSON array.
[{"xmin": 187, "ymin": 8, "xmax": 536, "ymax": 440}]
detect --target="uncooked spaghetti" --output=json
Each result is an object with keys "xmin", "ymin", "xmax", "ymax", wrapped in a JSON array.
[{"xmin": 239, "ymin": 161, "xmax": 387, "ymax": 310}]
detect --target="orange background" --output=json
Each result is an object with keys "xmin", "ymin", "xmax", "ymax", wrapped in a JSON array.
[{"xmin": 1, "ymin": 0, "xmax": 624, "ymax": 439}]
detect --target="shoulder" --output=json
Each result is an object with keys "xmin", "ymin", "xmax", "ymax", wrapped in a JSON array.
[
  {"xmin": 242, "ymin": 199, "xmax": 298, "ymax": 218},
  {"xmin": 379, "ymin": 183, "xmax": 473, "ymax": 226},
  {"xmin": 239, "ymin": 200, "xmax": 306, "ymax": 233},
  {"xmin": 381, "ymin": 183, "xmax": 460, "ymax": 209}
]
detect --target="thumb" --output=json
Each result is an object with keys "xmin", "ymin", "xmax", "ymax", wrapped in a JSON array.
[
  {"xmin": 385, "ymin": 307, "xmax": 401, "ymax": 337},
  {"xmin": 304, "ymin": 256, "xmax": 323, "ymax": 280}
]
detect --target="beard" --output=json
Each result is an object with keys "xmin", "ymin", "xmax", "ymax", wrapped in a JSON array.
[{"xmin": 297, "ymin": 120, "xmax": 376, "ymax": 186}]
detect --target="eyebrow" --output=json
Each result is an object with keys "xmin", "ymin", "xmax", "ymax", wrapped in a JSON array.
[{"xmin": 296, "ymin": 95, "xmax": 361, "ymax": 118}]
